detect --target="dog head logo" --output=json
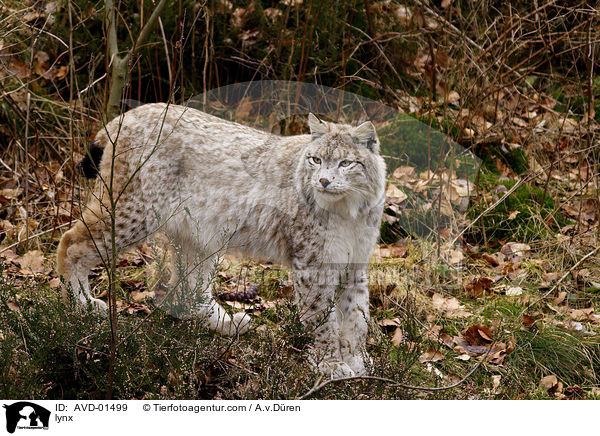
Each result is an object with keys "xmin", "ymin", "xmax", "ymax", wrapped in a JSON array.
[{"xmin": 3, "ymin": 402, "xmax": 50, "ymax": 433}]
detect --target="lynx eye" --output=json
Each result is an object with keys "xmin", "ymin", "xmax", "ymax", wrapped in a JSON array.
[
  {"xmin": 339, "ymin": 160, "xmax": 353, "ymax": 167},
  {"xmin": 308, "ymin": 156, "xmax": 322, "ymax": 165}
]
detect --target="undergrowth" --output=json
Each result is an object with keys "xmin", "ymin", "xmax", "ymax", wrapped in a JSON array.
[{"xmin": 2, "ymin": 237, "xmax": 599, "ymax": 401}]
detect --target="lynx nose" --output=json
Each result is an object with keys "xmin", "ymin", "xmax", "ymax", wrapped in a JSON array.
[{"xmin": 319, "ymin": 178, "xmax": 331, "ymax": 188}]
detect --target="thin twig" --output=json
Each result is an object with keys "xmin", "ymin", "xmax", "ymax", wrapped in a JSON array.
[
  {"xmin": 529, "ymin": 246, "xmax": 600, "ymax": 305},
  {"xmin": 450, "ymin": 177, "xmax": 528, "ymax": 246},
  {"xmin": 297, "ymin": 345, "xmax": 493, "ymax": 399},
  {"xmin": 448, "ymin": 145, "xmax": 594, "ymax": 247},
  {"xmin": 343, "ymin": 22, "xmax": 405, "ymax": 86},
  {"xmin": 0, "ymin": 222, "xmax": 73, "ymax": 254}
]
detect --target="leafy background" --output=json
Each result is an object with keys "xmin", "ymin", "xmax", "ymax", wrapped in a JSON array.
[{"xmin": 0, "ymin": 0, "xmax": 599, "ymax": 399}]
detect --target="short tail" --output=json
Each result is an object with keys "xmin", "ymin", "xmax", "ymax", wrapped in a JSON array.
[{"xmin": 76, "ymin": 138, "xmax": 104, "ymax": 178}]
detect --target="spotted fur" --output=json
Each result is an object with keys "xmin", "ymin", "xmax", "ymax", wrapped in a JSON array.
[{"xmin": 57, "ymin": 104, "xmax": 386, "ymax": 377}]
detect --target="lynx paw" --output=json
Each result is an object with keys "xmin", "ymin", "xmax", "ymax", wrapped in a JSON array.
[
  {"xmin": 309, "ymin": 353, "xmax": 356, "ymax": 379},
  {"xmin": 345, "ymin": 353, "xmax": 370, "ymax": 376},
  {"xmin": 214, "ymin": 312, "xmax": 252, "ymax": 336},
  {"xmin": 77, "ymin": 297, "xmax": 108, "ymax": 316},
  {"xmin": 317, "ymin": 360, "xmax": 356, "ymax": 379},
  {"xmin": 232, "ymin": 312, "xmax": 253, "ymax": 334}
]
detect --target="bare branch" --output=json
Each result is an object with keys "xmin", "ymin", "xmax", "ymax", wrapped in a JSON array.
[
  {"xmin": 298, "ymin": 344, "xmax": 493, "ymax": 399},
  {"xmin": 133, "ymin": 0, "xmax": 170, "ymax": 54},
  {"xmin": 104, "ymin": 0, "xmax": 170, "ymax": 121},
  {"xmin": 104, "ymin": 0, "xmax": 119, "ymax": 59}
]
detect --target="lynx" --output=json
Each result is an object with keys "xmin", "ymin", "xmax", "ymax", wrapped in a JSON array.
[{"xmin": 57, "ymin": 103, "xmax": 386, "ymax": 377}]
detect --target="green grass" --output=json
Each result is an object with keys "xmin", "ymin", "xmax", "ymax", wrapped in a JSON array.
[
  {"xmin": 2, "ymin": 246, "xmax": 599, "ymax": 400},
  {"xmin": 0, "ymin": 262, "xmax": 423, "ymax": 400},
  {"xmin": 467, "ymin": 171, "xmax": 570, "ymax": 244}
]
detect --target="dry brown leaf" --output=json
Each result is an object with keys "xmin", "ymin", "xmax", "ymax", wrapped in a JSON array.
[
  {"xmin": 507, "ymin": 210, "xmax": 520, "ymax": 220},
  {"xmin": 6, "ymin": 300, "xmax": 19, "ymax": 312},
  {"xmin": 48, "ymin": 277, "xmax": 61, "ymax": 289},
  {"xmin": 464, "ymin": 276, "xmax": 493, "ymax": 298},
  {"xmin": 117, "ymin": 300, "xmax": 151, "ymax": 315},
  {"xmin": 563, "ymin": 385, "xmax": 584, "ymax": 399},
  {"xmin": 16, "ymin": 250, "xmax": 48, "ymax": 275},
  {"xmin": 463, "ymin": 324, "xmax": 494, "ymax": 345},
  {"xmin": 522, "ymin": 314, "xmax": 537, "ymax": 327},
  {"xmin": 23, "ymin": 11, "xmax": 46, "ymax": 21},
  {"xmin": 423, "ymin": 326, "xmax": 455, "ymax": 349},
  {"xmin": 391, "ymin": 328, "xmax": 404, "ymax": 347},
  {"xmin": 478, "ymin": 328, "xmax": 493, "ymax": 342},
  {"xmin": 439, "ymin": 227, "xmax": 452, "ymax": 240},
  {"xmin": 0, "ymin": 188, "xmax": 23, "ymax": 199},
  {"xmin": 506, "ymin": 337, "xmax": 516, "ymax": 354},
  {"xmin": 553, "ymin": 291, "xmax": 567, "ymax": 305},
  {"xmin": 491, "ymin": 375, "xmax": 502, "ymax": 393},
  {"xmin": 512, "ymin": 117, "xmax": 529, "ymax": 128},
  {"xmin": 418, "ymin": 347, "xmax": 444, "ymax": 363},
  {"xmin": 7, "ymin": 60, "xmax": 31, "ymax": 79},
  {"xmin": 567, "ymin": 307, "xmax": 594, "ymax": 321},
  {"xmin": 481, "ymin": 253, "xmax": 500, "ymax": 267},
  {"xmin": 385, "ymin": 183, "xmax": 408, "ymax": 203},
  {"xmin": 375, "ymin": 243, "xmax": 408, "ymax": 259},
  {"xmin": 487, "ymin": 343, "xmax": 508, "ymax": 365},
  {"xmin": 431, "ymin": 293, "xmax": 471, "ymax": 318},
  {"xmin": 131, "ymin": 290, "xmax": 156, "ymax": 302},
  {"xmin": 391, "ymin": 165, "xmax": 415, "ymax": 180},
  {"xmin": 378, "ymin": 318, "xmax": 401, "ymax": 334},
  {"xmin": 33, "ymin": 51, "xmax": 50, "ymax": 75},
  {"xmin": 51, "ymin": 65, "xmax": 69, "ymax": 80},
  {"xmin": 501, "ymin": 242, "xmax": 531, "ymax": 258},
  {"xmin": 235, "ymin": 96, "xmax": 253, "ymax": 118},
  {"xmin": 539, "ymin": 374, "xmax": 559, "ymax": 392},
  {"xmin": 445, "ymin": 90, "xmax": 460, "ymax": 104},
  {"xmin": 447, "ymin": 249, "xmax": 464, "ymax": 265},
  {"xmin": 0, "ymin": 248, "xmax": 18, "ymax": 261}
]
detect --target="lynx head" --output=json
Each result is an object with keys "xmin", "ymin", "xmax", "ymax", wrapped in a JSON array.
[{"xmin": 296, "ymin": 113, "xmax": 386, "ymax": 217}]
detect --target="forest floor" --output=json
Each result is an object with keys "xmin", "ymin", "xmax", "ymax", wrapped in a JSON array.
[{"xmin": 1, "ymin": 134, "xmax": 599, "ymax": 400}]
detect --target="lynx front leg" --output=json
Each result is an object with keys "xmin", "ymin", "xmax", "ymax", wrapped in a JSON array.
[
  {"xmin": 293, "ymin": 263, "xmax": 353, "ymax": 378},
  {"xmin": 57, "ymin": 221, "xmax": 109, "ymax": 315},
  {"xmin": 168, "ymin": 244, "xmax": 251, "ymax": 336},
  {"xmin": 338, "ymin": 268, "xmax": 371, "ymax": 375},
  {"xmin": 193, "ymin": 271, "xmax": 252, "ymax": 337}
]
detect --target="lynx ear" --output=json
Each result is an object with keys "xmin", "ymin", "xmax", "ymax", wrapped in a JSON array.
[
  {"xmin": 308, "ymin": 113, "xmax": 328, "ymax": 139},
  {"xmin": 353, "ymin": 121, "xmax": 379, "ymax": 153}
]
